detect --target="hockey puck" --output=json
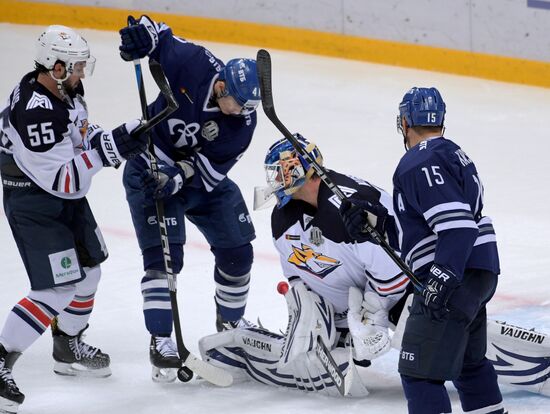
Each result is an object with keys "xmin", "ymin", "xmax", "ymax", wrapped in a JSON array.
[
  {"xmin": 177, "ymin": 366, "xmax": 193, "ymax": 382},
  {"xmin": 277, "ymin": 281, "xmax": 289, "ymax": 295}
]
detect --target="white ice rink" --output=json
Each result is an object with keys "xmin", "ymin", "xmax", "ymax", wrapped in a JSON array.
[{"xmin": 1, "ymin": 23, "xmax": 549, "ymax": 413}]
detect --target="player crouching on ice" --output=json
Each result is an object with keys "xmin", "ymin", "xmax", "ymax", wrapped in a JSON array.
[
  {"xmin": 198, "ymin": 135, "xmax": 550, "ymax": 398},
  {"xmin": 0, "ymin": 25, "xmax": 148, "ymax": 413}
]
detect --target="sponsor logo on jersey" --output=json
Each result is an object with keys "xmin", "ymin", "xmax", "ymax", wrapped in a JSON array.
[
  {"xmin": 201, "ymin": 120, "xmax": 219, "ymax": 141},
  {"xmin": 287, "ymin": 243, "xmax": 341, "ymax": 278},
  {"xmin": 26, "ymin": 92, "xmax": 53, "ymax": 111},
  {"xmin": 309, "ymin": 226, "xmax": 324, "ymax": 246}
]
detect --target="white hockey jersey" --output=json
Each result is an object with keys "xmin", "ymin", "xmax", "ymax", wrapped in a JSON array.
[
  {"xmin": 0, "ymin": 71, "xmax": 103, "ymax": 199},
  {"xmin": 271, "ymin": 170, "xmax": 409, "ymax": 327}
]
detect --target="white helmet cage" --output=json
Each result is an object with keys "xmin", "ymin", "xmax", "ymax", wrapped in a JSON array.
[{"xmin": 35, "ymin": 25, "xmax": 96, "ymax": 78}]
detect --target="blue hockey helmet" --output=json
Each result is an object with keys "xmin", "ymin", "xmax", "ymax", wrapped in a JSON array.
[
  {"xmin": 219, "ymin": 58, "xmax": 261, "ymax": 116},
  {"xmin": 397, "ymin": 87, "xmax": 446, "ymax": 133},
  {"xmin": 264, "ymin": 134, "xmax": 323, "ymax": 208}
]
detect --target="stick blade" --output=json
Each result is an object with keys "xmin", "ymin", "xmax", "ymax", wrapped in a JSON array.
[
  {"xmin": 256, "ymin": 49, "xmax": 274, "ymax": 115},
  {"xmin": 184, "ymin": 352, "xmax": 234, "ymax": 387}
]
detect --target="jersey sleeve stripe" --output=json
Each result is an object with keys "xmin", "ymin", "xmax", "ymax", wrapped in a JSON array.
[
  {"xmin": 433, "ymin": 220, "xmax": 478, "ymax": 232},
  {"xmin": 423, "ymin": 201, "xmax": 471, "ymax": 221},
  {"xmin": 81, "ymin": 152, "xmax": 93, "ymax": 169},
  {"xmin": 375, "ymin": 276, "xmax": 409, "ymax": 293},
  {"xmin": 427, "ymin": 211, "xmax": 474, "ymax": 227}
]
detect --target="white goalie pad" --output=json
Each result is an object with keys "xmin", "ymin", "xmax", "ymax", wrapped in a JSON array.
[
  {"xmin": 486, "ymin": 320, "xmax": 550, "ymax": 397},
  {"xmin": 199, "ymin": 282, "xmax": 369, "ymax": 397},
  {"xmin": 390, "ymin": 296, "xmax": 550, "ymax": 397}
]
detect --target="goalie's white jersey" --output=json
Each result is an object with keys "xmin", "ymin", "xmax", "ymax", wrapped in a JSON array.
[
  {"xmin": 0, "ymin": 71, "xmax": 103, "ymax": 199},
  {"xmin": 271, "ymin": 170, "xmax": 409, "ymax": 326}
]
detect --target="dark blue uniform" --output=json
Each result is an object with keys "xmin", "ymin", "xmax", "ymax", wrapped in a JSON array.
[
  {"xmin": 393, "ymin": 136, "xmax": 504, "ymax": 413},
  {"xmin": 123, "ymin": 24, "xmax": 256, "ymax": 335}
]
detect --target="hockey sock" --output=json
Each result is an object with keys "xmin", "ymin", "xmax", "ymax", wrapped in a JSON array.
[
  {"xmin": 401, "ymin": 375, "xmax": 451, "ymax": 414},
  {"xmin": 56, "ymin": 266, "xmax": 100, "ymax": 336},
  {"xmin": 453, "ymin": 359, "xmax": 504, "ymax": 413},
  {"xmin": 213, "ymin": 244, "xmax": 252, "ymax": 321},
  {"xmin": 0, "ymin": 297, "xmax": 58, "ymax": 353},
  {"xmin": 141, "ymin": 269, "xmax": 173, "ymax": 335}
]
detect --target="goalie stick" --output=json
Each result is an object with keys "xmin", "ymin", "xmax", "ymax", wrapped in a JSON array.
[
  {"xmin": 255, "ymin": 48, "xmax": 423, "ymax": 292},
  {"xmin": 129, "ymin": 54, "xmax": 233, "ymax": 387}
]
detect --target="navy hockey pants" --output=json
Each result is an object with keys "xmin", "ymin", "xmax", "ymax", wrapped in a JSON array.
[
  {"xmin": 2, "ymin": 173, "xmax": 107, "ymax": 290},
  {"xmin": 399, "ymin": 268, "xmax": 503, "ymax": 413}
]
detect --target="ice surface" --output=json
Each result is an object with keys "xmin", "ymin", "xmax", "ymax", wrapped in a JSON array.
[{"xmin": 1, "ymin": 23, "xmax": 549, "ymax": 413}]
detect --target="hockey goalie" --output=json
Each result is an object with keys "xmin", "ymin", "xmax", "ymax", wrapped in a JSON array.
[{"xmin": 199, "ymin": 281, "xmax": 550, "ymax": 398}]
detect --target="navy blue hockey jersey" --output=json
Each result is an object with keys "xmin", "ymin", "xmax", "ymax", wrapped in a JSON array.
[
  {"xmin": 392, "ymin": 136, "xmax": 500, "ymax": 280},
  {"xmin": 140, "ymin": 23, "xmax": 257, "ymax": 192}
]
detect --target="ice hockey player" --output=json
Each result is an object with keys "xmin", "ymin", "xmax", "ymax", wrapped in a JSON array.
[
  {"xmin": 0, "ymin": 25, "xmax": 147, "ymax": 413},
  {"xmin": 340, "ymin": 87, "xmax": 506, "ymax": 413},
  {"xmin": 199, "ymin": 134, "xmax": 411, "ymax": 396},
  {"xmin": 118, "ymin": 16, "xmax": 260, "ymax": 382}
]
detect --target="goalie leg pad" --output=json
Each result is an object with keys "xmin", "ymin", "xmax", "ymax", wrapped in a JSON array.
[{"xmin": 486, "ymin": 319, "xmax": 550, "ymax": 396}]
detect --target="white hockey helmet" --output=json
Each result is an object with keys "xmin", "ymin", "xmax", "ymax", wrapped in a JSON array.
[{"xmin": 35, "ymin": 25, "xmax": 96, "ymax": 77}]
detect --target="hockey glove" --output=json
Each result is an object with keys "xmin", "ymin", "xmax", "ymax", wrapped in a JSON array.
[
  {"xmin": 339, "ymin": 197, "xmax": 388, "ymax": 244},
  {"xmin": 140, "ymin": 159, "xmax": 195, "ymax": 201},
  {"xmin": 88, "ymin": 120, "xmax": 147, "ymax": 167},
  {"xmin": 119, "ymin": 15, "xmax": 159, "ymax": 61},
  {"xmin": 422, "ymin": 264, "xmax": 460, "ymax": 318},
  {"xmin": 347, "ymin": 287, "xmax": 391, "ymax": 361}
]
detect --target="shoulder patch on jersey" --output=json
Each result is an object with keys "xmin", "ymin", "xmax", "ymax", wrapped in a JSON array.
[
  {"xmin": 309, "ymin": 226, "xmax": 324, "ymax": 246},
  {"xmin": 201, "ymin": 120, "xmax": 219, "ymax": 141},
  {"xmin": 26, "ymin": 92, "xmax": 53, "ymax": 111},
  {"xmin": 287, "ymin": 243, "xmax": 341, "ymax": 278}
]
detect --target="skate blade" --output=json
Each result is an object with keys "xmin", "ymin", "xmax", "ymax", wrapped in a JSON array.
[
  {"xmin": 151, "ymin": 366, "xmax": 177, "ymax": 383},
  {"xmin": 53, "ymin": 361, "xmax": 112, "ymax": 378},
  {"xmin": 0, "ymin": 396, "xmax": 20, "ymax": 414}
]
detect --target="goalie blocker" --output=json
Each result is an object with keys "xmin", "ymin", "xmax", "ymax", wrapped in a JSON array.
[{"xmin": 201, "ymin": 284, "xmax": 549, "ymax": 398}]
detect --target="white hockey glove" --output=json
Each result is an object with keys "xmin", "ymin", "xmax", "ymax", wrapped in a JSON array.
[{"xmin": 347, "ymin": 287, "xmax": 391, "ymax": 361}]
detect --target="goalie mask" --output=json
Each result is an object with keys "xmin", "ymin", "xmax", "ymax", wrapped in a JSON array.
[{"xmin": 262, "ymin": 134, "xmax": 323, "ymax": 209}]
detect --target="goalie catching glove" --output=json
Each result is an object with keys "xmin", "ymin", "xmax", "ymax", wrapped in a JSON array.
[
  {"xmin": 347, "ymin": 286, "xmax": 391, "ymax": 361},
  {"xmin": 88, "ymin": 119, "xmax": 147, "ymax": 167}
]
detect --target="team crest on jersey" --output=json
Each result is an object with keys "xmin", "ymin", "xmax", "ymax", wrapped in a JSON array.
[
  {"xmin": 201, "ymin": 120, "xmax": 219, "ymax": 141},
  {"xmin": 26, "ymin": 92, "xmax": 53, "ymax": 111},
  {"xmin": 309, "ymin": 226, "xmax": 324, "ymax": 246},
  {"xmin": 287, "ymin": 243, "xmax": 341, "ymax": 278}
]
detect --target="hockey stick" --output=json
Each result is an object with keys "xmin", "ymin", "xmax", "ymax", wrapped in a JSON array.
[
  {"xmin": 315, "ymin": 335, "xmax": 346, "ymax": 396},
  {"xmin": 255, "ymin": 48, "xmax": 423, "ymax": 292},
  {"xmin": 129, "ymin": 55, "xmax": 232, "ymax": 387}
]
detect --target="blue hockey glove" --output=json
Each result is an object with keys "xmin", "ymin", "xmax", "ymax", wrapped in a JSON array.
[
  {"xmin": 140, "ymin": 159, "xmax": 195, "ymax": 201},
  {"xmin": 88, "ymin": 120, "xmax": 147, "ymax": 167},
  {"xmin": 119, "ymin": 15, "xmax": 159, "ymax": 61},
  {"xmin": 339, "ymin": 197, "xmax": 388, "ymax": 244},
  {"xmin": 422, "ymin": 264, "xmax": 460, "ymax": 317}
]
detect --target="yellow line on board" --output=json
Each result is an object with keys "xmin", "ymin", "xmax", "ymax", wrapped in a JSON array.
[{"xmin": 1, "ymin": 0, "xmax": 549, "ymax": 88}]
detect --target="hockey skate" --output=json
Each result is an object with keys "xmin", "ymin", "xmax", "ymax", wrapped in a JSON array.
[
  {"xmin": 52, "ymin": 323, "xmax": 111, "ymax": 377},
  {"xmin": 215, "ymin": 311, "xmax": 256, "ymax": 332},
  {"xmin": 0, "ymin": 345, "xmax": 24, "ymax": 414},
  {"xmin": 150, "ymin": 336, "xmax": 181, "ymax": 383}
]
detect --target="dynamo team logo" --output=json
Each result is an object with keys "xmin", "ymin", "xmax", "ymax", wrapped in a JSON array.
[{"xmin": 287, "ymin": 243, "xmax": 341, "ymax": 278}]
